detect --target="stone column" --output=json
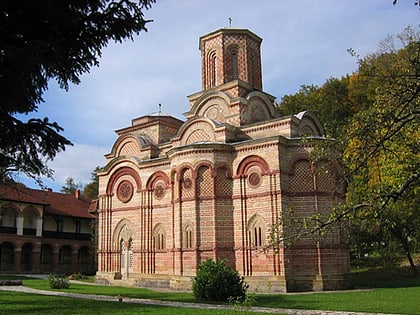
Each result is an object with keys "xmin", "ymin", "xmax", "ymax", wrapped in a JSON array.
[
  {"xmin": 52, "ymin": 247, "xmax": 59, "ymax": 272},
  {"xmin": 13, "ymin": 247, "xmax": 22, "ymax": 273},
  {"xmin": 32, "ymin": 246, "xmax": 41, "ymax": 273},
  {"xmin": 16, "ymin": 215, "xmax": 24, "ymax": 235},
  {"xmin": 72, "ymin": 248, "xmax": 79, "ymax": 273},
  {"xmin": 36, "ymin": 217, "xmax": 43, "ymax": 237}
]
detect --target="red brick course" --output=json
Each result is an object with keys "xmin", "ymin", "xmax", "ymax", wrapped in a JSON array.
[{"xmin": 96, "ymin": 28, "xmax": 349, "ymax": 292}]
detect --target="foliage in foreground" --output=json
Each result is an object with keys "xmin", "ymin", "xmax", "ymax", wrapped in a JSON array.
[
  {"xmin": 192, "ymin": 259, "xmax": 248, "ymax": 302},
  {"xmin": 0, "ymin": 291, "xmax": 258, "ymax": 315},
  {"xmin": 0, "ymin": 0, "xmax": 155, "ymax": 185},
  {"xmin": 275, "ymin": 26, "xmax": 420, "ymax": 275},
  {"xmin": 2, "ymin": 269, "xmax": 420, "ymax": 314},
  {"xmin": 48, "ymin": 274, "xmax": 70, "ymax": 289},
  {"xmin": 6, "ymin": 272, "xmax": 420, "ymax": 314}
]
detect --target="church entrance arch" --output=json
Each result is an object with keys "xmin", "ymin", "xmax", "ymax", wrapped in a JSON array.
[{"xmin": 113, "ymin": 220, "xmax": 134, "ymax": 278}]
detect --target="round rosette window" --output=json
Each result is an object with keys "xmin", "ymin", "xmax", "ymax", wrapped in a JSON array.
[
  {"xmin": 117, "ymin": 180, "xmax": 134, "ymax": 203},
  {"xmin": 154, "ymin": 184, "xmax": 165, "ymax": 199},
  {"xmin": 182, "ymin": 178, "xmax": 193, "ymax": 190},
  {"xmin": 248, "ymin": 171, "xmax": 262, "ymax": 188}
]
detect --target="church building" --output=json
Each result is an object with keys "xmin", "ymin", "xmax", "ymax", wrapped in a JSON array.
[{"xmin": 96, "ymin": 28, "xmax": 350, "ymax": 292}]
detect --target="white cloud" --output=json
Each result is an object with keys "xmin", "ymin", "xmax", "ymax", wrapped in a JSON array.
[
  {"xmin": 49, "ymin": 143, "xmax": 107, "ymax": 183},
  {"xmin": 19, "ymin": 143, "xmax": 107, "ymax": 192},
  {"xmin": 23, "ymin": 0, "xmax": 418, "ymax": 191}
]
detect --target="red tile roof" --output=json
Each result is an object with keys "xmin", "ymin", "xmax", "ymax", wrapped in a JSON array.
[{"xmin": 0, "ymin": 184, "xmax": 95, "ymax": 219}]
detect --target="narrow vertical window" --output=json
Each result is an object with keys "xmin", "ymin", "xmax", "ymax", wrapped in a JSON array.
[
  {"xmin": 208, "ymin": 51, "xmax": 217, "ymax": 87},
  {"xmin": 231, "ymin": 49, "xmax": 238, "ymax": 80},
  {"xmin": 247, "ymin": 215, "xmax": 265, "ymax": 247},
  {"xmin": 183, "ymin": 224, "xmax": 193, "ymax": 248},
  {"xmin": 153, "ymin": 224, "xmax": 166, "ymax": 250}
]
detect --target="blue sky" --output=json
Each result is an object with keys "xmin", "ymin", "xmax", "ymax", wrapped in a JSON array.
[{"xmin": 18, "ymin": 0, "xmax": 419, "ymax": 192}]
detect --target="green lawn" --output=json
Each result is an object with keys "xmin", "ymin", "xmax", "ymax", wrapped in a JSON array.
[
  {"xmin": 0, "ymin": 290, "xmax": 261, "ymax": 315},
  {"xmin": 1, "ymin": 269, "xmax": 420, "ymax": 315}
]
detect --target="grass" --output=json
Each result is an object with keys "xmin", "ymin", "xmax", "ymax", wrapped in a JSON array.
[
  {"xmin": 0, "ymin": 291, "xmax": 259, "ymax": 315},
  {"xmin": 255, "ymin": 287, "xmax": 420, "ymax": 314},
  {"xmin": 1, "ymin": 267, "xmax": 420, "ymax": 314}
]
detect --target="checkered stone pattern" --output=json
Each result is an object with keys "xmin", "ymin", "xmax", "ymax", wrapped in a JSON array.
[
  {"xmin": 224, "ymin": 34, "xmax": 246, "ymax": 82},
  {"xmin": 201, "ymin": 30, "xmax": 262, "ymax": 91},
  {"xmin": 119, "ymin": 141, "xmax": 140, "ymax": 157},
  {"xmin": 197, "ymin": 166, "xmax": 212, "ymax": 197},
  {"xmin": 215, "ymin": 167, "xmax": 231, "ymax": 197},
  {"xmin": 185, "ymin": 129, "xmax": 211, "ymax": 144},
  {"xmin": 316, "ymin": 161, "xmax": 335, "ymax": 192},
  {"xmin": 223, "ymin": 33, "xmax": 261, "ymax": 89},
  {"xmin": 201, "ymin": 36, "xmax": 223, "ymax": 89},
  {"xmin": 181, "ymin": 169, "xmax": 194, "ymax": 199},
  {"xmin": 289, "ymin": 160, "xmax": 314, "ymax": 193},
  {"xmin": 240, "ymin": 104, "xmax": 251, "ymax": 125},
  {"xmin": 96, "ymin": 28, "xmax": 350, "ymax": 293}
]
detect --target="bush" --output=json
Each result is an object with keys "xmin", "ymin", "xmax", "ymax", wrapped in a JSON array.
[
  {"xmin": 48, "ymin": 274, "xmax": 70, "ymax": 289},
  {"xmin": 192, "ymin": 259, "xmax": 248, "ymax": 302},
  {"xmin": 69, "ymin": 271, "xmax": 86, "ymax": 280}
]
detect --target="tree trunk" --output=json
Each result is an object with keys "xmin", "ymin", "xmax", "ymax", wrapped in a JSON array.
[
  {"xmin": 391, "ymin": 227, "xmax": 418, "ymax": 277},
  {"xmin": 405, "ymin": 250, "xmax": 418, "ymax": 277}
]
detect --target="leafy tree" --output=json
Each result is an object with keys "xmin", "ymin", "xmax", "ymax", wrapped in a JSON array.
[
  {"xmin": 83, "ymin": 166, "xmax": 102, "ymax": 200},
  {"xmin": 192, "ymin": 259, "xmax": 248, "ymax": 302},
  {"xmin": 274, "ymin": 26, "xmax": 420, "ymax": 275},
  {"xmin": 343, "ymin": 26, "xmax": 420, "ymax": 274},
  {"xmin": 277, "ymin": 84, "xmax": 320, "ymax": 117},
  {"xmin": 277, "ymin": 77, "xmax": 357, "ymax": 137},
  {"xmin": 0, "ymin": 0, "xmax": 155, "ymax": 185},
  {"xmin": 60, "ymin": 176, "xmax": 83, "ymax": 195}
]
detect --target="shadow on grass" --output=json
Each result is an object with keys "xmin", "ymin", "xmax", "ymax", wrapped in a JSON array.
[
  {"xmin": 0, "ymin": 291, "xmax": 169, "ymax": 315},
  {"xmin": 350, "ymin": 266, "xmax": 420, "ymax": 288}
]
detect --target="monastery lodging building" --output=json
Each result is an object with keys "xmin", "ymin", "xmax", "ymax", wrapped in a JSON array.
[
  {"xmin": 0, "ymin": 184, "xmax": 97, "ymax": 275},
  {"xmin": 96, "ymin": 28, "xmax": 350, "ymax": 292}
]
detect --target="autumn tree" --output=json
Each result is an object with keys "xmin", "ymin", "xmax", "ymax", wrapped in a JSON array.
[
  {"xmin": 277, "ymin": 76, "xmax": 357, "ymax": 138},
  {"xmin": 343, "ymin": 26, "xmax": 420, "ymax": 274},
  {"xmin": 275, "ymin": 26, "xmax": 420, "ymax": 274},
  {"xmin": 0, "ymin": 0, "xmax": 155, "ymax": 186}
]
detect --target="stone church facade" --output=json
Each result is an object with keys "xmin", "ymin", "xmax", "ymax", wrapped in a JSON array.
[{"xmin": 96, "ymin": 28, "xmax": 349, "ymax": 292}]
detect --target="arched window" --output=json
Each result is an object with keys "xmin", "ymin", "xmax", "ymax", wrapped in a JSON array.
[
  {"xmin": 208, "ymin": 50, "xmax": 217, "ymax": 87},
  {"xmin": 153, "ymin": 224, "xmax": 166, "ymax": 250},
  {"xmin": 183, "ymin": 223, "xmax": 193, "ymax": 248},
  {"xmin": 230, "ymin": 46, "xmax": 239, "ymax": 80},
  {"xmin": 247, "ymin": 215, "xmax": 265, "ymax": 247},
  {"xmin": 0, "ymin": 206, "xmax": 17, "ymax": 228}
]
